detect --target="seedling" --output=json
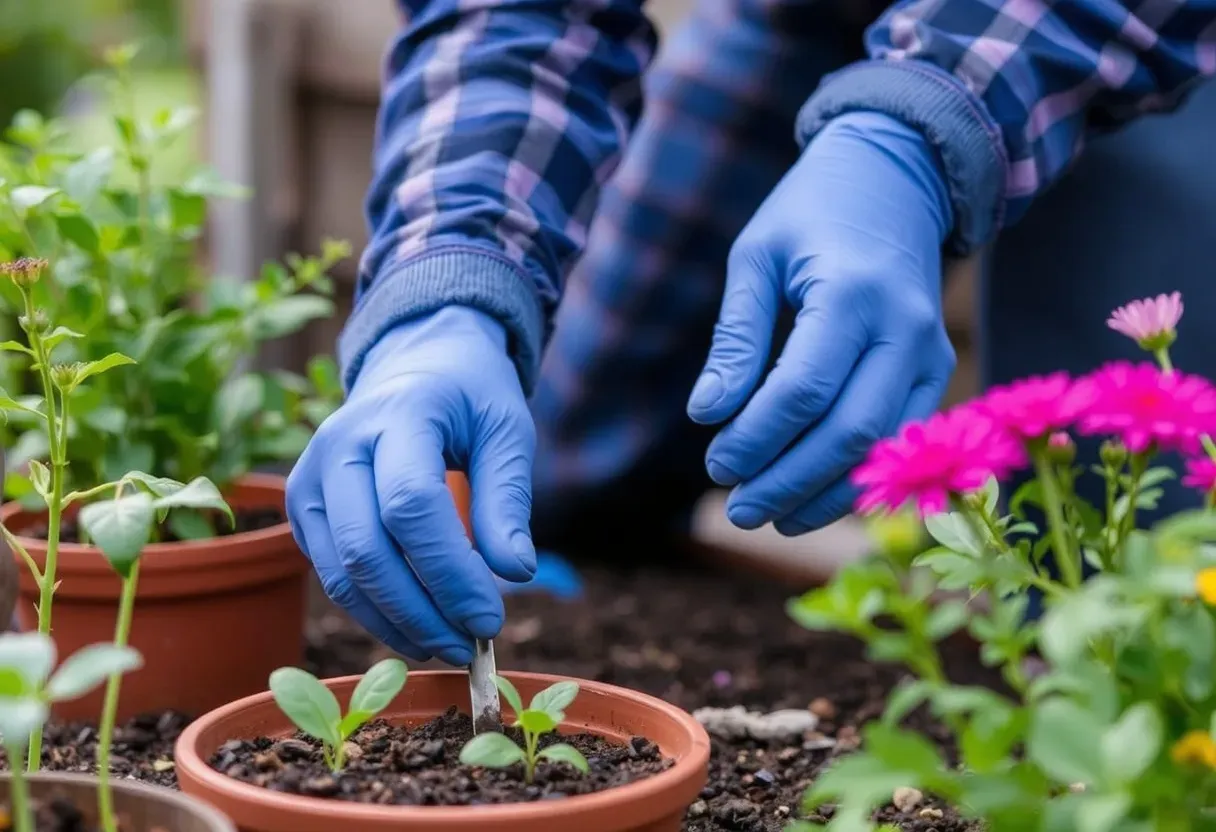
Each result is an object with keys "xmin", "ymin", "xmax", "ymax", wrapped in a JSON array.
[
  {"xmin": 269, "ymin": 658, "xmax": 408, "ymax": 772},
  {"xmin": 459, "ymin": 676, "xmax": 589, "ymax": 783},
  {"xmin": 0, "ymin": 632, "xmax": 141, "ymax": 832}
]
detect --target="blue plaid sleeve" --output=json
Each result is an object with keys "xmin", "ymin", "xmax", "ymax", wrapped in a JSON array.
[
  {"xmin": 796, "ymin": 0, "xmax": 1216, "ymax": 254},
  {"xmin": 338, "ymin": 0, "xmax": 657, "ymax": 393}
]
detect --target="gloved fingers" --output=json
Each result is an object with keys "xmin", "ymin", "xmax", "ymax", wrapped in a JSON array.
[
  {"xmin": 292, "ymin": 496, "xmax": 432, "ymax": 662},
  {"xmin": 687, "ymin": 245, "xmax": 781, "ymax": 426},
  {"xmin": 771, "ymin": 376, "xmax": 948, "ymax": 535},
  {"xmin": 723, "ymin": 343, "xmax": 910, "ymax": 528},
  {"xmin": 372, "ymin": 425, "xmax": 507, "ymax": 642},
  {"xmin": 321, "ymin": 440, "xmax": 479, "ymax": 666},
  {"xmin": 469, "ymin": 407, "xmax": 538, "ymax": 583},
  {"xmin": 772, "ymin": 476, "xmax": 859, "ymax": 537},
  {"xmin": 705, "ymin": 291, "xmax": 866, "ymax": 487}
]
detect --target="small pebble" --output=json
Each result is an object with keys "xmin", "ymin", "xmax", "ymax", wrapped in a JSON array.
[
  {"xmin": 688, "ymin": 800, "xmax": 709, "ymax": 817},
  {"xmin": 342, "ymin": 741, "xmax": 363, "ymax": 761},
  {"xmin": 152, "ymin": 759, "xmax": 175, "ymax": 773},
  {"xmin": 920, "ymin": 807, "xmax": 944, "ymax": 819},
  {"xmin": 271, "ymin": 739, "xmax": 312, "ymax": 761},
  {"xmin": 754, "ymin": 769, "xmax": 776, "ymax": 786},
  {"xmin": 778, "ymin": 747, "xmax": 800, "ymax": 762},
  {"xmin": 893, "ymin": 786, "xmax": 924, "ymax": 813},
  {"xmin": 808, "ymin": 697, "xmax": 837, "ymax": 720},
  {"xmin": 775, "ymin": 805, "xmax": 790, "ymax": 817}
]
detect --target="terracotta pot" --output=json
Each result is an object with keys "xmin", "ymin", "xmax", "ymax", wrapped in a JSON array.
[
  {"xmin": 0, "ymin": 771, "xmax": 235, "ymax": 831},
  {"xmin": 176, "ymin": 670, "xmax": 711, "ymax": 832},
  {"xmin": 3, "ymin": 474, "xmax": 309, "ymax": 722}
]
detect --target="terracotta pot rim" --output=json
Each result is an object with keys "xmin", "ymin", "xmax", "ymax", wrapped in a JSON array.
[
  {"xmin": 175, "ymin": 670, "xmax": 711, "ymax": 825},
  {"xmin": 2, "ymin": 473, "xmax": 299, "ymax": 572},
  {"xmin": 0, "ymin": 771, "xmax": 237, "ymax": 830}
]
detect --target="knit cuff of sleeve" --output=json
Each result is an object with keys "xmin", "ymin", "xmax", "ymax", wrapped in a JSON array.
[
  {"xmin": 795, "ymin": 59, "xmax": 1007, "ymax": 255},
  {"xmin": 338, "ymin": 245, "xmax": 545, "ymax": 395}
]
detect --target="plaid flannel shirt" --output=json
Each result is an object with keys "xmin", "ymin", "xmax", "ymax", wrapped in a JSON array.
[{"xmin": 340, "ymin": 0, "xmax": 1216, "ymax": 505}]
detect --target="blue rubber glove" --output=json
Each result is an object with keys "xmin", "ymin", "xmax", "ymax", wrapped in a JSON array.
[
  {"xmin": 286, "ymin": 306, "xmax": 537, "ymax": 665},
  {"xmin": 496, "ymin": 550, "xmax": 584, "ymax": 600},
  {"xmin": 687, "ymin": 111, "xmax": 956, "ymax": 535}
]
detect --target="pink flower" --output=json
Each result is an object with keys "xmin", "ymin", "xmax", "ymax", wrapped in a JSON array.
[
  {"xmin": 1077, "ymin": 362, "xmax": 1216, "ymax": 453},
  {"xmin": 852, "ymin": 408, "xmax": 1027, "ymax": 517},
  {"xmin": 974, "ymin": 373, "xmax": 1096, "ymax": 440},
  {"xmin": 1184, "ymin": 457, "xmax": 1216, "ymax": 493},
  {"xmin": 1107, "ymin": 292, "xmax": 1183, "ymax": 348},
  {"xmin": 1047, "ymin": 432, "xmax": 1072, "ymax": 450}
]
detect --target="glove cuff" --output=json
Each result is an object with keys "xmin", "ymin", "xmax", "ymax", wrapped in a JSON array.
[
  {"xmin": 338, "ymin": 245, "xmax": 544, "ymax": 395},
  {"xmin": 796, "ymin": 59, "xmax": 1007, "ymax": 255}
]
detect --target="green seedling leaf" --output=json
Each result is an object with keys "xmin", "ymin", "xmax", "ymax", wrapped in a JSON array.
[
  {"xmin": 27, "ymin": 460, "xmax": 49, "ymax": 499},
  {"xmin": 78, "ymin": 493, "xmax": 156, "ymax": 578},
  {"xmin": 529, "ymin": 680, "xmax": 578, "ymax": 717},
  {"xmin": 121, "ymin": 472, "xmax": 185, "ymax": 498},
  {"xmin": 1100, "ymin": 703, "xmax": 1161, "ymax": 784},
  {"xmin": 538, "ymin": 743, "xmax": 589, "ymax": 773},
  {"xmin": 11, "ymin": 186, "xmax": 59, "ymax": 213},
  {"xmin": 494, "ymin": 675, "xmax": 524, "ymax": 715},
  {"xmin": 45, "ymin": 644, "xmax": 143, "ymax": 701},
  {"xmin": 0, "ymin": 633, "xmax": 56, "ymax": 691},
  {"xmin": 0, "ymin": 388, "xmax": 44, "ymax": 419},
  {"xmin": 74, "ymin": 353, "xmax": 136, "ymax": 385},
  {"xmin": 0, "ymin": 342, "xmax": 33, "ymax": 357},
  {"xmin": 0, "ymin": 698, "xmax": 48, "ymax": 746},
  {"xmin": 518, "ymin": 709, "xmax": 558, "ymax": 735},
  {"xmin": 459, "ymin": 731, "xmax": 527, "ymax": 769},
  {"xmin": 1027, "ymin": 698, "xmax": 1105, "ymax": 786},
  {"xmin": 54, "ymin": 214, "xmax": 100, "ymax": 254},
  {"xmin": 42, "ymin": 327, "xmax": 84, "ymax": 352},
  {"xmin": 348, "ymin": 658, "xmax": 407, "ymax": 718},
  {"xmin": 269, "ymin": 667, "xmax": 342, "ymax": 748},
  {"xmin": 151, "ymin": 477, "xmax": 234, "ymax": 526}
]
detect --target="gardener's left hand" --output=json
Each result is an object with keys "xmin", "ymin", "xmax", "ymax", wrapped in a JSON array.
[{"xmin": 687, "ymin": 111, "xmax": 957, "ymax": 535}]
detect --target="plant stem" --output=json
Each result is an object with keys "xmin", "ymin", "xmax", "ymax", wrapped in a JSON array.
[
  {"xmin": 524, "ymin": 731, "xmax": 538, "ymax": 784},
  {"xmin": 97, "ymin": 562, "xmax": 140, "ymax": 832},
  {"xmin": 1117, "ymin": 453, "xmax": 1149, "ymax": 553},
  {"xmin": 24, "ymin": 291, "xmax": 65, "ymax": 773},
  {"xmin": 1155, "ymin": 348, "xmax": 1174, "ymax": 373},
  {"xmin": 1031, "ymin": 450, "xmax": 1081, "ymax": 590},
  {"xmin": 6, "ymin": 744, "xmax": 31, "ymax": 832}
]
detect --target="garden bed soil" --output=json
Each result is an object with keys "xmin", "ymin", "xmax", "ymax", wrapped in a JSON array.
[
  {"xmin": 210, "ymin": 708, "xmax": 670, "ymax": 805},
  {"xmin": 5, "ymin": 563, "xmax": 997, "ymax": 830}
]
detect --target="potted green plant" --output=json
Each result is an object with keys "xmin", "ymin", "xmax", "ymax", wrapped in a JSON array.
[{"xmin": 0, "ymin": 46, "xmax": 347, "ymax": 720}]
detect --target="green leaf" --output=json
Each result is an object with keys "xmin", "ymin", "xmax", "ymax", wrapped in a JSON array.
[
  {"xmin": 121, "ymin": 472, "xmax": 185, "ymax": 498},
  {"xmin": 923, "ymin": 511, "xmax": 985, "ymax": 556},
  {"xmin": 518, "ymin": 709, "xmax": 558, "ymax": 735},
  {"xmin": 925, "ymin": 601, "xmax": 969, "ymax": 641},
  {"xmin": 0, "ymin": 341, "xmax": 34, "ymax": 357},
  {"xmin": 0, "ymin": 388, "xmax": 45, "ymax": 419},
  {"xmin": 27, "ymin": 460, "xmax": 49, "ymax": 498},
  {"xmin": 538, "ymin": 742, "xmax": 589, "ymax": 774},
  {"xmin": 78, "ymin": 493, "xmax": 156, "ymax": 578},
  {"xmin": 61, "ymin": 148, "xmax": 115, "ymax": 204},
  {"xmin": 529, "ymin": 680, "xmax": 578, "ymax": 717},
  {"xmin": 216, "ymin": 374, "xmax": 265, "ymax": 433},
  {"xmin": 74, "ymin": 353, "xmax": 136, "ymax": 386},
  {"xmin": 151, "ymin": 477, "xmax": 234, "ymax": 526},
  {"xmin": 1100, "ymin": 703, "xmax": 1161, "ymax": 784},
  {"xmin": 11, "ymin": 186, "xmax": 59, "ymax": 213},
  {"xmin": 1039, "ymin": 582, "xmax": 1143, "ymax": 667},
  {"xmin": 45, "ymin": 644, "xmax": 143, "ymax": 702},
  {"xmin": 348, "ymin": 658, "xmax": 408, "ymax": 719},
  {"xmin": 54, "ymin": 214, "xmax": 100, "ymax": 254},
  {"xmin": 167, "ymin": 511, "xmax": 215, "ymax": 542},
  {"xmin": 883, "ymin": 679, "xmax": 935, "ymax": 725},
  {"xmin": 0, "ymin": 698, "xmax": 48, "ymax": 747},
  {"xmin": 268, "ymin": 667, "xmax": 342, "ymax": 747},
  {"xmin": 247, "ymin": 296, "xmax": 334, "ymax": 340},
  {"xmin": 42, "ymin": 327, "xmax": 83, "ymax": 352},
  {"xmin": 459, "ymin": 731, "xmax": 527, "ymax": 769},
  {"xmin": 493, "ymin": 675, "xmax": 524, "ymax": 715},
  {"xmin": 1027, "ymin": 698, "xmax": 1106, "ymax": 786},
  {"xmin": 168, "ymin": 189, "xmax": 206, "ymax": 230},
  {"xmin": 0, "ymin": 633, "xmax": 56, "ymax": 691}
]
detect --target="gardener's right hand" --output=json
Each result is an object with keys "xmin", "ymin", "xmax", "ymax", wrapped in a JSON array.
[{"xmin": 286, "ymin": 306, "xmax": 537, "ymax": 666}]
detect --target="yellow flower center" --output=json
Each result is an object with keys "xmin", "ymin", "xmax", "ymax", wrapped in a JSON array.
[
  {"xmin": 1196, "ymin": 568, "xmax": 1216, "ymax": 605},
  {"xmin": 1171, "ymin": 730, "xmax": 1216, "ymax": 769}
]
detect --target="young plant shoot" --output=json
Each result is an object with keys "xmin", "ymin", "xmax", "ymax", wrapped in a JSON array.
[
  {"xmin": 459, "ymin": 676, "xmax": 589, "ymax": 783},
  {"xmin": 0, "ymin": 633, "xmax": 141, "ymax": 832},
  {"xmin": 269, "ymin": 658, "xmax": 408, "ymax": 772},
  {"xmin": 78, "ymin": 473, "xmax": 233, "ymax": 832}
]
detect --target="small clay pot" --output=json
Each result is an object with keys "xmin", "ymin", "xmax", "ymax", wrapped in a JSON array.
[
  {"xmin": 3, "ymin": 474, "xmax": 309, "ymax": 721},
  {"xmin": 175, "ymin": 671, "xmax": 711, "ymax": 832},
  {"xmin": 0, "ymin": 771, "xmax": 235, "ymax": 831}
]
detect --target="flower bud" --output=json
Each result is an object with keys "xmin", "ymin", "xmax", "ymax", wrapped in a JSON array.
[
  {"xmin": 1046, "ymin": 432, "xmax": 1076, "ymax": 465},
  {"xmin": 50, "ymin": 362, "xmax": 84, "ymax": 390},
  {"xmin": 17, "ymin": 309, "xmax": 49, "ymax": 336},
  {"xmin": 1100, "ymin": 440, "xmax": 1127, "ymax": 469},
  {"xmin": 0, "ymin": 257, "xmax": 47, "ymax": 288},
  {"xmin": 866, "ymin": 509, "xmax": 927, "ymax": 566}
]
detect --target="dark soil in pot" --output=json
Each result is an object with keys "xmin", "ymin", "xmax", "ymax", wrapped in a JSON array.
[
  {"xmin": 209, "ymin": 708, "xmax": 670, "ymax": 805},
  {"xmin": 3, "ymin": 562, "xmax": 996, "ymax": 830}
]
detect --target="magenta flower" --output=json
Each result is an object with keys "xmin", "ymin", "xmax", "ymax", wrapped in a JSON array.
[
  {"xmin": 1077, "ymin": 362, "xmax": 1216, "ymax": 453},
  {"xmin": 1107, "ymin": 291, "xmax": 1183, "ymax": 349},
  {"xmin": 852, "ymin": 408, "xmax": 1027, "ymax": 517},
  {"xmin": 975, "ymin": 373, "xmax": 1096, "ymax": 440},
  {"xmin": 1183, "ymin": 457, "xmax": 1216, "ymax": 494}
]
